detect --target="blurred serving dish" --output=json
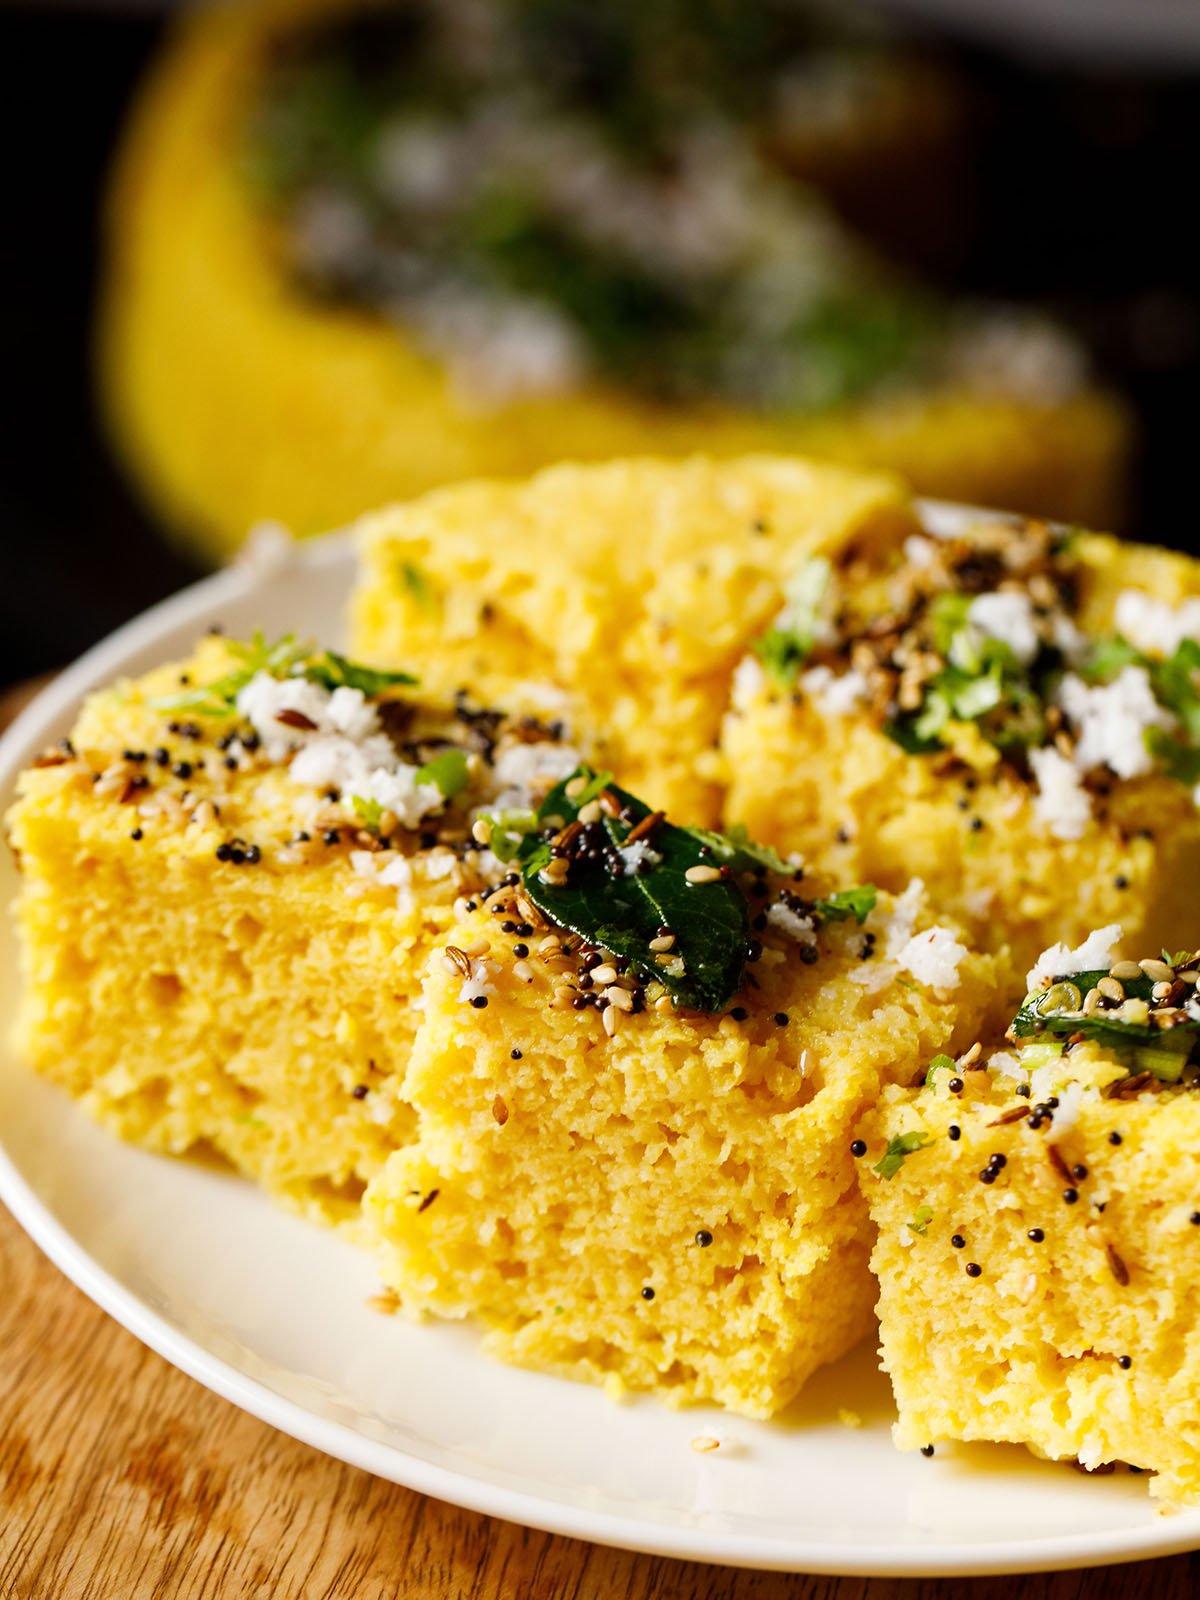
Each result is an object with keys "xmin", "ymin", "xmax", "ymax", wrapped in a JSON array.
[{"xmin": 99, "ymin": 0, "xmax": 1129, "ymax": 560}]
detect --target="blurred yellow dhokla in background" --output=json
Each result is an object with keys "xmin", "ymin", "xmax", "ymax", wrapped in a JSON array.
[{"xmin": 99, "ymin": 0, "xmax": 1129, "ymax": 561}]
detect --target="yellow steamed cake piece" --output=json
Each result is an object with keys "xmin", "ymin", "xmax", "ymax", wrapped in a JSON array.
[
  {"xmin": 98, "ymin": 0, "xmax": 1129, "ymax": 562},
  {"xmin": 721, "ymin": 512, "xmax": 1200, "ymax": 986},
  {"xmin": 858, "ymin": 929, "xmax": 1200, "ymax": 1504},
  {"xmin": 7, "ymin": 636, "xmax": 585, "ymax": 1227},
  {"xmin": 351, "ymin": 454, "xmax": 915, "ymax": 823},
  {"xmin": 365, "ymin": 887, "xmax": 1001, "ymax": 1416}
]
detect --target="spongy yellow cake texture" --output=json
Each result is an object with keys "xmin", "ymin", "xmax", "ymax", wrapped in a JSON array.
[
  {"xmin": 98, "ymin": 0, "xmax": 1128, "ymax": 561},
  {"xmin": 10, "ymin": 630, "xmax": 1008, "ymax": 1417},
  {"xmin": 7, "ymin": 640, "xmax": 575, "ymax": 1227},
  {"xmin": 722, "ymin": 527, "xmax": 1200, "ymax": 985},
  {"xmin": 352, "ymin": 454, "xmax": 915, "ymax": 822},
  {"xmin": 365, "ymin": 898, "xmax": 1000, "ymax": 1417},
  {"xmin": 860, "ymin": 1070, "xmax": 1200, "ymax": 1504}
]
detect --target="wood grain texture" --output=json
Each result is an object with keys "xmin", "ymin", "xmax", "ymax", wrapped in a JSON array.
[{"xmin": 2, "ymin": 684, "xmax": 1199, "ymax": 1600}]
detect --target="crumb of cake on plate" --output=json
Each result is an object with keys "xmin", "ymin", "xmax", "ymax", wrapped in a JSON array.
[
  {"xmin": 363, "ymin": 765, "xmax": 1001, "ymax": 1416},
  {"xmin": 859, "ymin": 924, "xmax": 1200, "ymax": 1503},
  {"xmin": 7, "ymin": 634, "xmax": 583, "ymax": 1226}
]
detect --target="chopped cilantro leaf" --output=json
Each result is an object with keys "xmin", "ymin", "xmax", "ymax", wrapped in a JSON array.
[
  {"xmin": 153, "ymin": 633, "xmax": 416, "ymax": 717},
  {"xmin": 416, "ymin": 748, "xmax": 470, "ymax": 798},
  {"xmin": 399, "ymin": 561, "xmax": 437, "ymax": 613},
  {"xmin": 754, "ymin": 558, "xmax": 832, "ymax": 686},
  {"xmin": 924, "ymin": 1052, "xmax": 956, "ymax": 1085},
  {"xmin": 302, "ymin": 650, "xmax": 417, "ymax": 697},
  {"xmin": 813, "ymin": 885, "xmax": 876, "ymax": 925},
  {"xmin": 479, "ymin": 807, "xmax": 538, "ymax": 862},
  {"xmin": 351, "ymin": 796, "xmax": 386, "ymax": 832},
  {"xmin": 874, "ymin": 1130, "xmax": 931, "ymax": 1180}
]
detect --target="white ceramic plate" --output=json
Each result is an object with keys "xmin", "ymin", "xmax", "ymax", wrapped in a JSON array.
[{"xmin": 3, "ymin": 528, "xmax": 1200, "ymax": 1578}]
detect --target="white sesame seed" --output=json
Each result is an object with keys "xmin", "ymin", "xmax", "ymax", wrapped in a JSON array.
[
  {"xmin": 649, "ymin": 934, "xmax": 676, "ymax": 952},
  {"xmin": 577, "ymin": 800, "xmax": 602, "ymax": 824},
  {"xmin": 564, "ymin": 776, "xmax": 587, "ymax": 799},
  {"xmin": 604, "ymin": 986, "xmax": 634, "ymax": 1012},
  {"xmin": 471, "ymin": 817, "xmax": 492, "ymax": 845},
  {"xmin": 602, "ymin": 1006, "xmax": 621, "ymax": 1037},
  {"xmin": 590, "ymin": 964, "xmax": 618, "ymax": 985},
  {"xmin": 690, "ymin": 1435, "xmax": 720, "ymax": 1454},
  {"xmin": 685, "ymin": 864, "xmax": 722, "ymax": 885},
  {"xmin": 463, "ymin": 937, "xmax": 490, "ymax": 958},
  {"xmin": 512, "ymin": 960, "xmax": 535, "ymax": 984}
]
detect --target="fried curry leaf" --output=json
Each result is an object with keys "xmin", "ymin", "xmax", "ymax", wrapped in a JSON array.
[
  {"xmin": 1011, "ymin": 968, "xmax": 1199, "ymax": 1080},
  {"xmin": 513, "ymin": 767, "xmax": 750, "ymax": 1012}
]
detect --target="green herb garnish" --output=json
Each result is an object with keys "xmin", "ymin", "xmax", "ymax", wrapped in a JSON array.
[
  {"xmin": 755, "ymin": 558, "xmax": 833, "ymax": 686},
  {"xmin": 874, "ymin": 1130, "xmax": 931, "ymax": 1180},
  {"xmin": 1082, "ymin": 635, "xmax": 1200, "ymax": 783},
  {"xmin": 907, "ymin": 1204, "xmax": 934, "ymax": 1236},
  {"xmin": 415, "ymin": 748, "xmax": 470, "ymax": 799},
  {"xmin": 886, "ymin": 623, "xmax": 1048, "ymax": 756},
  {"xmin": 351, "ymin": 796, "xmax": 386, "ymax": 832},
  {"xmin": 399, "ymin": 561, "xmax": 437, "ymax": 614},
  {"xmin": 509, "ymin": 766, "xmax": 750, "ymax": 1012},
  {"xmin": 153, "ymin": 632, "xmax": 416, "ymax": 718},
  {"xmin": 483, "ymin": 808, "xmax": 540, "ymax": 862},
  {"xmin": 923, "ymin": 1052, "xmax": 956, "ymax": 1086},
  {"xmin": 303, "ymin": 650, "xmax": 418, "ymax": 698},
  {"xmin": 812, "ymin": 885, "xmax": 877, "ymax": 925}
]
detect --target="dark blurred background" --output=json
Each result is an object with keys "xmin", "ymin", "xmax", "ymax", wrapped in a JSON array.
[{"xmin": 3, "ymin": 0, "xmax": 1200, "ymax": 688}]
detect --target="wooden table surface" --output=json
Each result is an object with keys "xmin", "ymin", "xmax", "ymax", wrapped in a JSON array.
[{"xmin": 3, "ymin": 677, "xmax": 1199, "ymax": 1600}]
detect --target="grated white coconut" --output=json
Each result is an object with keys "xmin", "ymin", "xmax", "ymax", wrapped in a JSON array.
[
  {"xmin": 1026, "ymin": 923, "xmax": 1122, "ymax": 991},
  {"xmin": 1114, "ymin": 589, "xmax": 1200, "ymax": 659},
  {"xmin": 902, "ymin": 534, "xmax": 938, "ymax": 568},
  {"xmin": 1057, "ymin": 666, "xmax": 1173, "ymax": 781},
  {"xmin": 458, "ymin": 958, "xmax": 496, "ymax": 1006},
  {"xmin": 894, "ymin": 925, "xmax": 968, "ymax": 991},
  {"xmin": 237, "ymin": 670, "xmax": 448, "ymax": 827},
  {"xmin": 618, "ymin": 840, "xmax": 663, "ymax": 876},
  {"xmin": 487, "ymin": 738, "xmax": 582, "ymax": 810},
  {"xmin": 798, "ymin": 664, "xmax": 871, "ymax": 717},
  {"xmin": 967, "ymin": 591, "xmax": 1041, "ymax": 667},
  {"xmin": 1028, "ymin": 746, "xmax": 1092, "ymax": 841},
  {"xmin": 765, "ymin": 902, "xmax": 817, "ymax": 948},
  {"xmin": 870, "ymin": 878, "xmax": 927, "ymax": 960},
  {"xmin": 731, "ymin": 654, "xmax": 767, "ymax": 709}
]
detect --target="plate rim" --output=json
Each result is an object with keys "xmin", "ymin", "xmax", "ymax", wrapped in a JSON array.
[{"xmin": 3, "ymin": 523, "xmax": 1200, "ymax": 1577}]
